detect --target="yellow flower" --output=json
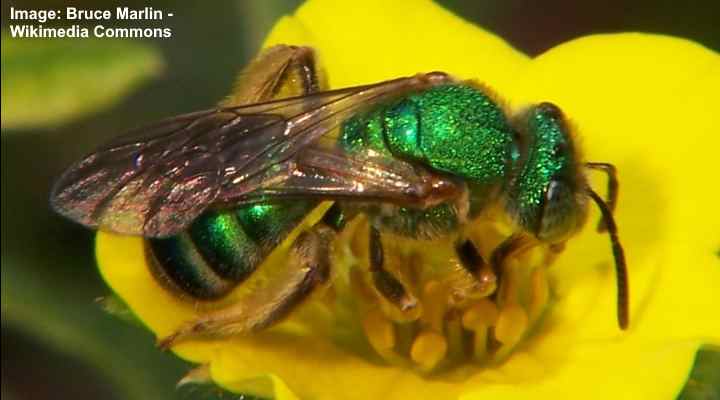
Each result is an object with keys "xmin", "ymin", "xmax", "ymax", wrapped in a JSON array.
[{"xmin": 96, "ymin": 0, "xmax": 720, "ymax": 399}]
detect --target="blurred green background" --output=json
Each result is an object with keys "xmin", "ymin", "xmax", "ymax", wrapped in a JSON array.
[{"xmin": 2, "ymin": 1, "xmax": 719, "ymax": 399}]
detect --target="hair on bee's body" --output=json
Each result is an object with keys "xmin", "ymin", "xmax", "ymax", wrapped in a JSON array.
[{"xmin": 51, "ymin": 45, "xmax": 629, "ymax": 348}]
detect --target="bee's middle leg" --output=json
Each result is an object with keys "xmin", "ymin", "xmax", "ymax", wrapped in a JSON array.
[{"xmin": 158, "ymin": 204, "xmax": 345, "ymax": 349}]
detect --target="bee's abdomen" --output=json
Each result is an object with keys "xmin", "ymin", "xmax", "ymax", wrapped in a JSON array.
[{"xmin": 146, "ymin": 201, "xmax": 316, "ymax": 300}]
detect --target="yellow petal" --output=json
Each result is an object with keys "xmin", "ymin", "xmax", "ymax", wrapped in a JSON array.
[
  {"xmin": 461, "ymin": 340, "xmax": 701, "ymax": 400},
  {"xmin": 508, "ymin": 34, "xmax": 720, "ymax": 343},
  {"xmin": 95, "ymin": 1, "xmax": 720, "ymax": 399},
  {"xmin": 264, "ymin": 0, "xmax": 529, "ymax": 90}
]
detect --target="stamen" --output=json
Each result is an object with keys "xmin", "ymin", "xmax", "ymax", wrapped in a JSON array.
[
  {"xmin": 291, "ymin": 219, "xmax": 555, "ymax": 373},
  {"xmin": 462, "ymin": 299, "xmax": 499, "ymax": 361},
  {"xmin": 472, "ymin": 325, "xmax": 490, "ymax": 361},
  {"xmin": 444, "ymin": 312, "xmax": 468, "ymax": 363},
  {"xmin": 362, "ymin": 308, "xmax": 401, "ymax": 364},
  {"xmin": 528, "ymin": 267, "xmax": 549, "ymax": 324},
  {"xmin": 421, "ymin": 281, "xmax": 450, "ymax": 331},
  {"xmin": 362, "ymin": 309, "xmax": 395, "ymax": 350},
  {"xmin": 493, "ymin": 304, "xmax": 529, "ymax": 361},
  {"xmin": 495, "ymin": 304, "xmax": 528, "ymax": 345},
  {"xmin": 461, "ymin": 298, "xmax": 499, "ymax": 329},
  {"xmin": 410, "ymin": 330, "xmax": 448, "ymax": 372}
]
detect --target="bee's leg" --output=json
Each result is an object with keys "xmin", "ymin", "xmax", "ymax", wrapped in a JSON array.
[
  {"xmin": 220, "ymin": 44, "xmax": 322, "ymax": 107},
  {"xmin": 158, "ymin": 204, "xmax": 345, "ymax": 349},
  {"xmin": 368, "ymin": 226, "xmax": 421, "ymax": 320},
  {"xmin": 155, "ymin": 47, "xmax": 329, "ymax": 349},
  {"xmin": 485, "ymin": 233, "xmax": 546, "ymax": 359},
  {"xmin": 489, "ymin": 233, "xmax": 534, "ymax": 301},
  {"xmin": 451, "ymin": 239, "xmax": 498, "ymax": 304}
]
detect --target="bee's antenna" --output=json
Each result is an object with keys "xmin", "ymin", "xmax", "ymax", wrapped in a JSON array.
[
  {"xmin": 587, "ymin": 188, "xmax": 629, "ymax": 330},
  {"xmin": 585, "ymin": 162, "xmax": 618, "ymax": 232}
]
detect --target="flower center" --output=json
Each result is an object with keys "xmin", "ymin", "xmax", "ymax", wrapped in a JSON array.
[{"xmin": 289, "ymin": 217, "xmax": 553, "ymax": 374}]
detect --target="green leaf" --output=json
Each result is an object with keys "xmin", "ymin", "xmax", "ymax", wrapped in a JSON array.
[
  {"xmin": 678, "ymin": 345, "xmax": 720, "ymax": 400},
  {"xmin": 1, "ymin": 255, "xmax": 184, "ymax": 400},
  {"xmin": 1, "ymin": 33, "xmax": 163, "ymax": 131}
]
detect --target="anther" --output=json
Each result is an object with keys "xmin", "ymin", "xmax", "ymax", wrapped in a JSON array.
[
  {"xmin": 410, "ymin": 330, "xmax": 448, "ymax": 372},
  {"xmin": 362, "ymin": 309, "xmax": 401, "ymax": 365},
  {"xmin": 528, "ymin": 267, "xmax": 550, "ymax": 324},
  {"xmin": 347, "ymin": 222, "xmax": 557, "ymax": 369},
  {"xmin": 495, "ymin": 304, "xmax": 528, "ymax": 345},
  {"xmin": 462, "ymin": 299, "xmax": 499, "ymax": 329},
  {"xmin": 421, "ymin": 281, "xmax": 450, "ymax": 331}
]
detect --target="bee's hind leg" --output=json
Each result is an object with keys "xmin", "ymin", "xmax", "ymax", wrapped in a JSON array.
[
  {"xmin": 156, "ymin": 45, "xmax": 330, "ymax": 349},
  {"xmin": 158, "ymin": 205, "xmax": 344, "ymax": 349},
  {"xmin": 220, "ymin": 44, "xmax": 323, "ymax": 107}
]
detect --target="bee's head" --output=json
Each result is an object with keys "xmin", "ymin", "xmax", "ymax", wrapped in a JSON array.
[
  {"xmin": 508, "ymin": 102, "xmax": 588, "ymax": 243},
  {"xmin": 508, "ymin": 102, "xmax": 629, "ymax": 330}
]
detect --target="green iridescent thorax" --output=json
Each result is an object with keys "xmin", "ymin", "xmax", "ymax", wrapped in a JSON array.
[
  {"xmin": 507, "ymin": 103, "xmax": 586, "ymax": 242},
  {"xmin": 340, "ymin": 84, "xmax": 516, "ymax": 235},
  {"xmin": 341, "ymin": 84, "xmax": 516, "ymax": 184}
]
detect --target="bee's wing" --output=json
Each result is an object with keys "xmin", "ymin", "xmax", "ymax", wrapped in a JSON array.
[
  {"xmin": 223, "ymin": 138, "xmax": 461, "ymax": 207},
  {"xmin": 51, "ymin": 72, "xmax": 457, "ymax": 238}
]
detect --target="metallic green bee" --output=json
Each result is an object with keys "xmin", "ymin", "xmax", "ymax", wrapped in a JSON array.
[{"xmin": 51, "ymin": 45, "xmax": 628, "ymax": 347}]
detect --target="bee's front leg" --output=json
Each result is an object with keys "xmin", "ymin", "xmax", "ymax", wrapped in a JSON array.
[
  {"xmin": 368, "ymin": 226, "xmax": 421, "ymax": 320},
  {"xmin": 157, "ymin": 206, "xmax": 342, "ymax": 349},
  {"xmin": 489, "ymin": 233, "xmax": 535, "ymax": 305},
  {"xmin": 450, "ymin": 239, "xmax": 497, "ymax": 305}
]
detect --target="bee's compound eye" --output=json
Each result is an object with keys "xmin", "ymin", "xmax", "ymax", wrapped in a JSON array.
[
  {"xmin": 552, "ymin": 141, "xmax": 568, "ymax": 157},
  {"xmin": 536, "ymin": 179, "xmax": 579, "ymax": 242},
  {"xmin": 545, "ymin": 179, "xmax": 569, "ymax": 204},
  {"xmin": 537, "ymin": 102, "xmax": 563, "ymax": 119}
]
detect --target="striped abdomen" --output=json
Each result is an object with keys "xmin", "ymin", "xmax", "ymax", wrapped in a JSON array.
[{"xmin": 146, "ymin": 200, "xmax": 317, "ymax": 300}]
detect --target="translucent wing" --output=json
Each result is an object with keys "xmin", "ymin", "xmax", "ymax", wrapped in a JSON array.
[
  {"xmin": 224, "ymin": 139, "xmax": 461, "ymax": 207},
  {"xmin": 51, "ymin": 72, "xmax": 459, "ymax": 237}
]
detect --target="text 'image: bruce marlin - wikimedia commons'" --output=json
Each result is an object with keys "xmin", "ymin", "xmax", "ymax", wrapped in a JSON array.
[{"xmin": 8, "ymin": 6, "xmax": 174, "ymax": 38}]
